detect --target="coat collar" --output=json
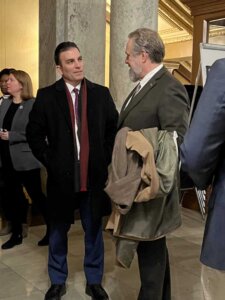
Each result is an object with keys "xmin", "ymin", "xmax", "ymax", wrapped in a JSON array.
[
  {"xmin": 0, "ymin": 98, "xmax": 27, "ymax": 128},
  {"xmin": 54, "ymin": 77, "xmax": 94, "ymax": 130},
  {"xmin": 0, "ymin": 97, "xmax": 25, "ymax": 113},
  {"xmin": 55, "ymin": 78, "xmax": 72, "ymax": 130},
  {"xmin": 118, "ymin": 67, "xmax": 167, "ymax": 128},
  {"xmin": 55, "ymin": 77, "xmax": 94, "ymax": 91}
]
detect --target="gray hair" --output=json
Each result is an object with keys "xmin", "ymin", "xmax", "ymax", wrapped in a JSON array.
[{"xmin": 128, "ymin": 28, "xmax": 165, "ymax": 63}]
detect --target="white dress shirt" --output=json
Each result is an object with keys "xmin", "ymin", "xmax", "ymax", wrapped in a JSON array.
[{"xmin": 66, "ymin": 82, "xmax": 81, "ymax": 159}]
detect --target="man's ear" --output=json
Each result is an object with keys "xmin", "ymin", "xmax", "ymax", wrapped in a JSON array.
[
  {"xmin": 56, "ymin": 65, "xmax": 63, "ymax": 76},
  {"xmin": 141, "ymin": 51, "xmax": 148, "ymax": 63}
]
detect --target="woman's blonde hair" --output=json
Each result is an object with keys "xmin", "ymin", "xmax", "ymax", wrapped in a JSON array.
[{"xmin": 10, "ymin": 70, "xmax": 33, "ymax": 100}]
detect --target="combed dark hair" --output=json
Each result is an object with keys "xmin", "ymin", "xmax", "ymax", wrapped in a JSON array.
[
  {"xmin": 54, "ymin": 41, "xmax": 80, "ymax": 65},
  {"xmin": 128, "ymin": 28, "xmax": 165, "ymax": 63},
  {"xmin": 0, "ymin": 68, "xmax": 15, "ymax": 79},
  {"xmin": 10, "ymin": 70, "xmax": 33, "ymax": 100}
]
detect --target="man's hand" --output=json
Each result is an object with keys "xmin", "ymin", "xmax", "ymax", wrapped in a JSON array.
[{"xmin": 0, "ymin": 129, "xmax": 9, "ymax": 140}]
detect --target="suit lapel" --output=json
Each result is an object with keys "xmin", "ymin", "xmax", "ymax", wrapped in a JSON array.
[
  {"xmin": 120, "ymin": 86, "xmax": 138, "ymax": 112},
  {"xmin": 118, "ymin": 79, "xmax": 156, "ymax": 128},
  {"xmin": 11, "ymin": 100, "xmax": 25, "ymax": 127},
  {"xmin": 55, "ymin": 78, "xmax": 73, "ymax": 130},
  {"xmin": 0, "ymin": 99, "xmax": 12, "ymax": 128},
  {"xmin": 118, "ymin": 67, "xmax": 167, "ymax": 128},
  {"xmin": 85, "ymin": 78, "xmax": 95, "ymax": 127}
]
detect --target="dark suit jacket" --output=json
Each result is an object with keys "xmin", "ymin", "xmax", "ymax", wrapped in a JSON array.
[
  {"xmin": 118, "ymin": 66, "xmax": 189, "ymax": 146},
  {"xmin": 0, "ymin": 98, "xmax": 42, "ymax": 171},
  {"xmin": 181, "ymin": 58, "xmax": 225, "ymax": 270},
  {"xmin": 118, "ymin": 66, "xmax": 189, "ymax": 235},
  {"xmin": 26, "ymin": 78, "xmax": 118, "ymax": 222}
]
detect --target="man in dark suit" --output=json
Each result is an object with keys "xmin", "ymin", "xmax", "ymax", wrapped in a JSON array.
[
  {"xmin": 118, "ymin": 28, "xmax": 189, "ymax": 300},
  {"xmin": 181, "ymin": 58, "xmax": 225, "ymax": 300},
  {"xmin": 0, "ymin": 69, "xmax": 12, "ymax": 104},
  {"xmin": 26, "ymin": 42, "xmax": 118, "ymax": 300},
  {"xmin": 0, "ymin": 68, "xmax": 15, "ymax": 236}
]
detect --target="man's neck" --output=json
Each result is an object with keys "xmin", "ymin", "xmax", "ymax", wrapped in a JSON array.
[
  {"xmin": 64, "ymin": 78, "xmax": 82, "ymax": 88},
  {"xmin": 142, "ymin": 62, "xmax": 161, "ymax": 78}
]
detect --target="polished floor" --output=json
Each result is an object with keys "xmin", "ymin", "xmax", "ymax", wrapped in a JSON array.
[{"xmin": 0, "ymin": 208, "xmax": 205, "ymax": 300}]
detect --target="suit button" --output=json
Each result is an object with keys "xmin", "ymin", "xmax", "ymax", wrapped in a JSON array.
[{"xmin": 65, "ymin": 171, "xmax": 71, "ymax": 176}]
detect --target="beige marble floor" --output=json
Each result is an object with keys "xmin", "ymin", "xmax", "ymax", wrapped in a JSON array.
[{"xmin": 0, "ymin": 208, "xmax": 205, "ymax": 300}]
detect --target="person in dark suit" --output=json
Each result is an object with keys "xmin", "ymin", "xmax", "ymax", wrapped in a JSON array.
[
  {"xmin": 181, "ymin": 58, "xmax": 225, "ymax": 300},
  {"xmin": 118, "ymin": 28, "xmax": 189, "ymax": 300},
  {"xmin": 0, "ymin": 68, "xmax": 15, "ymax": 236},
  {"xmin": 26, "ymin": 41, "xmax": 118, "ymax": 300},
  {"xmin": 0, "ymin": 70, "xmax": 48, "ymax": 249},
  {"xmin": 0, "ymin": 68, "xmax": 15, "ymax": 104}
]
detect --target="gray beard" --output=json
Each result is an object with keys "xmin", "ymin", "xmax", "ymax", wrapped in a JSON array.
[{"xmin": 129, "ymin": 68, "xmax": 141, "ymax": 82}]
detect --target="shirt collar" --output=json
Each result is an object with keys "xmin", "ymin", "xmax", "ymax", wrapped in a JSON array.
[
  {"xmin": 139, "ymin": 64, "xmax": 163, "ymax": 89},
  {"xmin": 1, "ymin": 94, "xmax": 11, "ymax": 100},
  {"xmin": 65, "ymin": 82, "xmax": 81, "ymax": 94}
]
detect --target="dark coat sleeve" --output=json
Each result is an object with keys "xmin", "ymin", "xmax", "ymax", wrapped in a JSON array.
[
  {"xmin": 118, "ymin": 69, "xmax": 189, "ymax": 147},
  {"xmin": 180, "ymin": 59, "xmax": 225, "ymax": 189},
  {"xmin": 158, "ymin": 77, "xmax": 189, "ymax": 146},
  {"xmin": 26, "ymin": 89, "xmax": 49, "ymax": 167},
  {"xmin": 104, "ymin": 89, "xmax": 118, "ymax": 165}
]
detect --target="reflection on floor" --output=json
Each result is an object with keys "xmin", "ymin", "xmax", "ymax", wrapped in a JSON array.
[{"xmin": 0, "ymin": 208, "xmax": 205, "ymax": 300}]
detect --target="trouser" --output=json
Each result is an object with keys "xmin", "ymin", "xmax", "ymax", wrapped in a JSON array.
[
  {"xmin": 48, "ymin": 191, "xmax": 104, "ymax": 284},
  {"xmin": 0, "ymin": 167, "xmax": 5, "ymax": 216},
  {"xmin": 21, "ymin": 169, "xmax": 48, "ymax": 224},
  {"xmin": 2, "ymin": 168, "xmax": 47, "ymax": 235},
  {"xmin": 137, "ymin": 237, "xmax": 171, "ymax": 300},
  {"xmin": 201, "ymin": 263, "xmax": 225, "ymax": 300}
]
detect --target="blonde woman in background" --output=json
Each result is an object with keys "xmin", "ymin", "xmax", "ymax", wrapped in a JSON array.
[{"xmin": 0, "ymin": 70, "xmax": 49, "ymax": 249}]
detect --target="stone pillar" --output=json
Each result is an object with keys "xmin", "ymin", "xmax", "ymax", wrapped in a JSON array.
[
  {"xmin": 39, "ymin": 0, "xmax": 106, "ymax": 88},
  {"xmin": 110, "ymin": 0, "xmax": 158, "ymax": 110},
  {"xmin": 39, "ymin": 0, "xmax": 56, "ymax": 88}
]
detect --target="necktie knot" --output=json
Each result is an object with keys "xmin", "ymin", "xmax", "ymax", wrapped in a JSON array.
[
  {"xmin": 73, "ymin": 87, "xmax": 79, "ymax": 97},
  {"xmin": 134, "ymin": 83, "xmax": 141, "ymax": 96}
]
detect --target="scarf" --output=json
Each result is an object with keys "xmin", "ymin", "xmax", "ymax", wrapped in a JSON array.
[{"xmin": 65, "ymin": 78, "xmax": 89, "ymax": 191}]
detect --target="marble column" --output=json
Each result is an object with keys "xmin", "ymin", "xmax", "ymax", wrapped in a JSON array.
[
  {"xmin": 110, "ymin": 0, "xmax": 158, "ymax": 110},
  {"xmin": 39, "ymin": 0, "xmax": 56, "ymax": 88},
  {"xmin": 39, "ymin": 0, "xmax": 106, "ymax": 88}
]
